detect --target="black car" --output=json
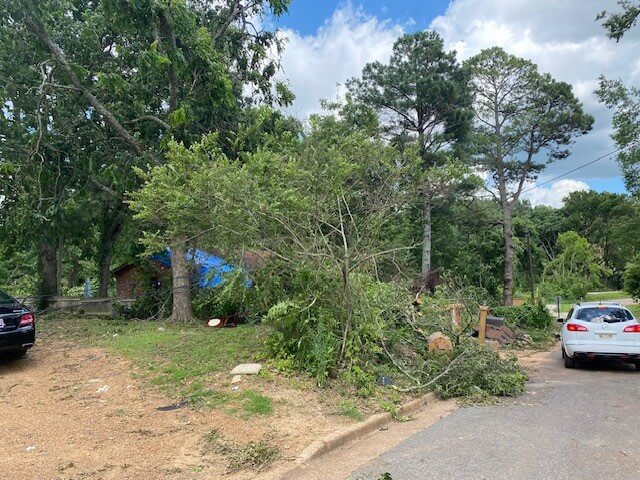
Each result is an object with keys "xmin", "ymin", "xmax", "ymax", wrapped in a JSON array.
[{"xmin": 0, "ymin": 290, "xmax": 35, "ymax": 357}]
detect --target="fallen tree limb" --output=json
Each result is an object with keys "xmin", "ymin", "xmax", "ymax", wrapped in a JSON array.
[
  {"xmin": 382, "ymin": 340, "xmax": 421, "ymax": 384},
  {"xmin": 392, "ymin": 348, "xmax": 470, "ymax": 393}
]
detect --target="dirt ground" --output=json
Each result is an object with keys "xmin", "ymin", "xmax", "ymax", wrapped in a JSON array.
[
  {"xmin": 0, "ymin": 335, "xmax": 355, "ymax": 480},
  {"xmin": 0, "ymin": 329, "xmax": 551, "ymax": 480}
]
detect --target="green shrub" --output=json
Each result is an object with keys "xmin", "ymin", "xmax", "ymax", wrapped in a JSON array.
[
  {"xmin": 537, "ymin": 231, "xmax": 607, "ymax": 301},
  {"xmin": 433, "ymin": 343, "xmax": 526, "ymax": 399},
  {"xmin": 263, "ymin": 272, "xmax": 412, "ymax": 390},
  {"xmin": 192, "ymin": 270, "xmax": 256, "ymax": 321},
  {"xmin": 624, "ymin": 256, "xmax": 640, "ymax": 300},
  {"xmin": 264, "ymin": 299, "xmax": 339, "ymax": 385},
  {"xmin": 538, "ymin": 273, "xmax": 588, "ymax": 301},
  {"xmin": 491, "ymin": 302, "xmax": 553, "ymax": 331}
]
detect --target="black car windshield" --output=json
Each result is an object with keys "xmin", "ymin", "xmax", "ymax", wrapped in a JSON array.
[
  {"xmin": 0, "ymin": 290, "xmax": 16, "ymax": 304},
  {"xmin": 575, "ymin": 307, "xmax": 633, "ymax": 323}
]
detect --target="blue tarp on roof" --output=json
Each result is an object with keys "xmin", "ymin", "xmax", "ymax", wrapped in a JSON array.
[{"xmin": 151, "ymin": 249, "xmax": 238, "ymax": 288}]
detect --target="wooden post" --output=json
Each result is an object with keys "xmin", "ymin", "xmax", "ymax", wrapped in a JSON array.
[{"xmin": 478, "ymin": 305, "xmax": 488, "ymax": 344}]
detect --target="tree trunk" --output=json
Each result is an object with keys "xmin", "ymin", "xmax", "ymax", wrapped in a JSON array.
[
  {"xmin": 56, "ymin": 236, "xmax": 63, "ymax": 294},
  {"xmin": 98, "ymin": 205, "xmax": 125, "ymax": 298},
  {"xmin": 98, "ymin": 247, "xmax": 113, "ymax": 298},
  {"xmin": 67, "ymin": 258, "xmax": 79, "ymax": 288},
  {"xmin": 169, "ymin": 240, "xmax": 193, "ymax": 323},
  {"xmin": 421, "ymin": 192, "xmax": 432, "ymax": 281},
  {"xmin": 339, "ymin": 260, "xmax": 352, "ymax": 366},
  {"xmin": 38, "ymin": 240, "xmax": 58, "ymax": 310},
  {"xmin": 502, "ymin": 205, "xmax": 515, "ymax": 306}
]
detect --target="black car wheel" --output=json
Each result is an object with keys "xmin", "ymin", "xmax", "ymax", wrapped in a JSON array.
[
  {"xmin": 563, "ymin": 348, "xmax": 577, "ymax": 368},
  {"xmin": 2, "ymin": 349, "xmax": 28, "ymax": 361}
]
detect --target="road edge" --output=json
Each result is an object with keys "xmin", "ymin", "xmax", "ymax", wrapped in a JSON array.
[{"xmin": 287, "ymin": 392, "xmax": 436, "ymax": 472}]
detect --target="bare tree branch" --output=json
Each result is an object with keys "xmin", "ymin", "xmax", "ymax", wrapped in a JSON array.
[{"xmin": 125, "ymin": 115, "xmax": 171, "ymax": 130}]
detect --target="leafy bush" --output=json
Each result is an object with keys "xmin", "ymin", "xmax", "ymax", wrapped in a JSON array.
[
  {"xmin": 262, "ymin": 270, "xmax": 530, "ymax": 401},
  {"xmin": 263, "ymin": 269, "xmax": 411, "ymax": 389},
  {"xmin": 624, "ymin": 256, "xmax": 640, "ymax": 300},
  {"xmin": 433, "ymin": 343, "xmax": 527, "ymax": 399},
  {"xmin": 264, "ymin": 299, "xmax": 340, "ymax": 385},
  {"xmin": 491, "ymin": 302, "xmax": 553, "ymax": 331},
  {"xmin": 192, "ymin": 270, "xmax": 256, "ymax": 321},
  {"xmin": 538, "ymin": 273, "xmax": 588, "ymax": 302},
  {"xmin": 538, "ymin": 231, "xmax": 607, "ymax": 301}
]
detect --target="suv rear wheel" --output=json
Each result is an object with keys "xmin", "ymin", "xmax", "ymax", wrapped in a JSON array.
[{"xmin": 563, "ymin": 347, "xmax": 577, "ymax": 368}]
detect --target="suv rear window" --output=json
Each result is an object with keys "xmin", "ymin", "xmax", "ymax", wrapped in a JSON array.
[
  {"xmin": 0, "ymin": 291, "xmax": 16, "ymax": 304},
  {"xmin": 575, "ymin": 307, "xmax": 633, "ymax": 323}
]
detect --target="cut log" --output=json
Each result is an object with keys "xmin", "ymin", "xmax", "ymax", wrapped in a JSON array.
[{"xmin": 428, "ymin": 332, "xmax": 453, "ymax": 354}]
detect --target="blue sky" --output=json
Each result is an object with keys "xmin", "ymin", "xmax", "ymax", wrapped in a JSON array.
[
  {"xmin": 275, "ymin": 1, "xmax": 451, "ymax": 35},
  {"xmin": 271, "ymin": 1, "xmax": 635, "ymax": 204}
]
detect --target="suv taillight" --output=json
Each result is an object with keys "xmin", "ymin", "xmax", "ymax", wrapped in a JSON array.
[
  {"xmin": 567, "ymin": 323, "xmax": 588, "ymax": 332},
  {"xmin": 623, "ymin": 324, "xmax": 640, "ymax": 333},
  {"xmin": 18, "ymin": 313, "xmax": 35, "ymax": 327}
]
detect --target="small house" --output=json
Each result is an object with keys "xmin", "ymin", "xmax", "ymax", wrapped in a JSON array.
[{"xmin": 113, "ymin": 249, "xmax": 270, "ymax": 298}]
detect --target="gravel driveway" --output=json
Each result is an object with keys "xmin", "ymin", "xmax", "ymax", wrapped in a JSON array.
[{"xmin": 350, "ymin": 348, "xmax": 640, "ymax": 480}]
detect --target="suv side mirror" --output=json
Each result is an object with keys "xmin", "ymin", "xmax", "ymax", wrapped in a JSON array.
[{"xmin": 557, "ymin": 317, "xmax": 565, "ymax": 323}]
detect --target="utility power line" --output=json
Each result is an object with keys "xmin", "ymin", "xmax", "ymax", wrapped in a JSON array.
[{"xmin": 520, "ymin": 148, "xmax": 623, "ymax": 194}]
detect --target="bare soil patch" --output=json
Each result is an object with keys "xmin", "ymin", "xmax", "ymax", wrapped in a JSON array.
[{"xmin": 0, "ymin": 335, "xmax": 355, "ymax": 480}]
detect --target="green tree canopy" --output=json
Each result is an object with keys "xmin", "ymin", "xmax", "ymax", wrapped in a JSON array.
[
  {"xmin": 598, "ymin": 1, "xmax": 640, "ymax": 41},
  {"xmin": 346, "ymin": 31, "xmax": 474, "ymax": 280},
  {"xmin": 539, "ymin": 231, "xmax": 607, "ymax": 300},
  {"xmin": 466, "ymin": 47, "xmax": 593, "ymax": 305}
]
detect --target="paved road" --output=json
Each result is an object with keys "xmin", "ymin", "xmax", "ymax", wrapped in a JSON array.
[{"xmin": 350, "ymin": 349, "xmax": 640, "ymax": 480}]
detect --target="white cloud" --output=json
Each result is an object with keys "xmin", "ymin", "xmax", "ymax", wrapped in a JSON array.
[
  {"xmin": 522, "ymin": 179, "xmax": 590, "ymax": 208},
  {"xmin": 430, "ymin": 0, "xmax": 640, "ymax": 184},
  {"xmin": 276, "ymin": 0, "xmax": 636, "ymax": 188},
  {"xmin": 277, "ymin": 5, "xmax": 403, "ymax": 118}
]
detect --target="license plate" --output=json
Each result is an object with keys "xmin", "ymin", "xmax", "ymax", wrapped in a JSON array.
[{"xmin": 598, "ymin": 333, "xmax": 614, "ymax": 339}]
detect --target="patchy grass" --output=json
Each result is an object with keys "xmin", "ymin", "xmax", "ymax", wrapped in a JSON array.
[
  {"xmin": 337, "ymin": 400, "xmax": 364, "ymax": 421},
  {"xmin": 203, "ymin": 428, "xmax": 279, "ymax": 471},
  {"xmin": 585, "ymin": 291, "xmax": 630, "ymax": 301},
  {"xmin": 38, "ymin": 315, "xmax": 416, "ymax": 425},
  {"xmin": 554, "ymin": 292, "xmax": 630, "ymax": 314},
  {"xmin": 40, "ymin": 316, "xmax": 271, "ymax": 409},
  {"xmin": 241, "ymin": 390, "xmax": 273, "ymax": 417}
]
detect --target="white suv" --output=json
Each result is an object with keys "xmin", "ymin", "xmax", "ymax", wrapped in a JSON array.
[{"xmin": 560, "ymin": 302, "xmax": 640, "ymax": 369}]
